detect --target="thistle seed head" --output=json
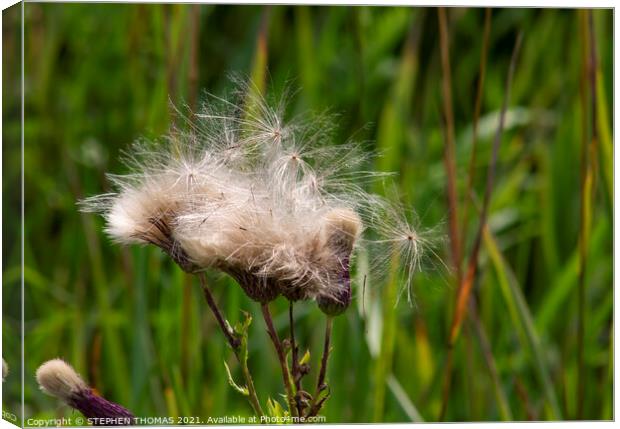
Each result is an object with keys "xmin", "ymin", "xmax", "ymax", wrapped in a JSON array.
[{"xmin": 80, "ymin": 80, "xmax": 433, "ymax": 309}]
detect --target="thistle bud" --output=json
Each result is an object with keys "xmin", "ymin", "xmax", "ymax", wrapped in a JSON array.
[
  {"xmin": 317, "ymin": 256, "xmax": 352, "ymax": 316},
  {"xmin": 36, "ymin": 359, "xmax": 134, "ymax": 426},
  {"xmin": 322, "ymin": 208, "xmax": 362, "ymax": 254},
  {"xmin": 317, "ymin": 209, "xmax": 360, "ymax": 316}
]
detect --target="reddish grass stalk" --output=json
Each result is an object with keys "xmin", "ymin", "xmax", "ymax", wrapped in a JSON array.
[
  {"xmin": 450, "ymin": 30, "xmax": 523, "ymax": 350},
  {"xmin": 576, "ymin": 9, "xmax": 598, "ymax": 420},
  {"xmin": 188, "ymin": 4, "xmax": 201, "ymax": 109},
  {"xmin": 461, "ymin": 8, "xmax": 492, "ymax": 251},
  {"xmin": 514, "ymin": 376, "xmax": 536, "ymax": 420},
  {"xmin": 438, "ymin": 345, "xmax": 455, "ymax": 421},
  {"xmin": 468, "ymin": 299, "xmax": 513, "ymax": 420},
  {"xmin": 436, "ymin": 8, "xmax": 460, "ymax": 420},
  {"xmin": 576, "ymin": 11, "xmax": 588, "ymax": 419},
  {"xmin": 439, "ymin": 29, "xmax": 523, "ymax": 421},
  {"xmin": 437, "ymin": 8, "xmax": 462, "ymax": 282},
  {"xmin": 452, "ymin": 27, "xmax": 522, "ymax": 363}
]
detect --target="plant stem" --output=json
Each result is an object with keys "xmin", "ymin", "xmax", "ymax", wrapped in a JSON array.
[
  {"xmin": 307, "ymin": 316, "xmax": 333, "ymax": 418},
  {"xmin": 238, "ymin": 351, "xmax": 264, "ymax": 419},
  {"xmin": 577, "ymin": 9, "xmax": 598, "ymax": 420},
  {"xmin": 468, "ymin": 299, "xmax": 513, "ymax": 420},
  {"xmin": 461, "ymin": 8, "xmax": 491, "ymax": 250},
  {"xmin": 289, "ymin": 302, "xmax": 304, "ymax": 416},
  {"xmin": 436, "ymin": 9, "xmax": 462, "ymax": 417},
  {"xmin": 438, "ymin": 345, "xmax": 454, "ymax": 421},
  {"xmin": 188, "ymin": 4, "xmax": 200, "ymax": 110},
  {"xmin": 199, "ymin": 274, "xmax": 239, "ymax": 349},
  {"xmin": 439, "ymin": 22, "xmax": 522, "ymax": 420},
  {"xmin": 437, "ymin": 7, "xmax": 462, "ymax": 282},
  {"xmin": 261, "ymin": 303, "xmax": 298, "ymax": 417},
  {"xmin": 316, "ymin": 316, "xmax": 332, "ymax": 397},
  {"xmin": 372, "ymin": 253, "xmax": 400, "ymax": 422},
  {"xmin": 577, "ymin": 11, "xmax": 588, "ymax": 417},
  {"xmin": 198, "ymin": 274, "xmax": 264, "ymax": 417}
]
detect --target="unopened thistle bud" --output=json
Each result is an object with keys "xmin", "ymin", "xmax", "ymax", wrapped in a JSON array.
[
  {"xmin": 316, "ymin": 209, "xmax": 361, "ymax": 315},
  {"xmin": 317, "ymin": 256, "xmax": 352, "ymax": 316},
  {"xmin": 36, "ymin": 359, "xmax": 134, "ymax": 426}
]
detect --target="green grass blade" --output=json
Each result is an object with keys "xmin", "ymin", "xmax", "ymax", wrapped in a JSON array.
[
  {"xmin": 595, "ymin": 70, "xmax": 612, "ymax": 206},
  {"xmin": 483, "ymin": 227, "xmax": 562, "ymax": 420},
  {"xmin": 387, "ymin": 374, "xmax": 424, "ymax": 422},
  {"xmin": 535, "ymin": 218, "xmax": 608, "ymax": 332}
]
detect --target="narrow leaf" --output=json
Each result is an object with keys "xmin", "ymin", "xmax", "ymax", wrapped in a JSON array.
[
  {"xmin": 223, "ymin": 361, "xmax": 249, "ymax": 396},
  {"xmin": 483, "ymin": 227, "xmax": 562, "ymax": 419},
  {"xmin": 299, "ymin": 349, "xmax": 311, "ymax": 366}
]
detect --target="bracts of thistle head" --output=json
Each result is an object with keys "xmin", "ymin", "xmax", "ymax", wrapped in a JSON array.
[{"xmin": 36, "ymin": 359, "xmax": 134, "ymax": 426}]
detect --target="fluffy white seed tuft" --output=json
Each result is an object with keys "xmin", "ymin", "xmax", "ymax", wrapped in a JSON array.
[
  {"xmin": 36, "ymin": 359, "xmax": 87, "ymax": 401},
  {"xmin": 81, "ymin": 81, "xmax": 433, "ymax": 303}
]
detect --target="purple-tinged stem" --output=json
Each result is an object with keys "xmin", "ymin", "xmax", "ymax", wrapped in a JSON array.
[
  {"xmin": 261, "ymin": 303, "xmax": 298, "ymax": 417},
  {"xmin": 199, "ymin": 273, "xmax": 240, "ymax": 350},
  {"xmin": 306, "ymin": 316, "xmax": 333, "ymax": 418},
  {"xmin": 198, "ymin": 273, "xmax": 264, "ymax": 417},
  {"xmin": 289, "ymin": 302, "xmax": 305, "ymax": 416}
]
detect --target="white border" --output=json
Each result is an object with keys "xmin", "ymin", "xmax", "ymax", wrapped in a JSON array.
[
  {"xmin": 0, "ymin": 1, "xmax": 615, "ymax": 429},
  {"xmin": 4, "ymin": 0, "xmax": 617, "ymax": 7}
]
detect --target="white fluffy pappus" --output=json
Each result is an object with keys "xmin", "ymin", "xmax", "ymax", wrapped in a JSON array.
[
  {"xmin": 80, "ymin": 82, "xmax": 431, "ymax": 306},
  {"xmin": 36, "ymin": 359, "xmax": 87, "ymax": 401}
]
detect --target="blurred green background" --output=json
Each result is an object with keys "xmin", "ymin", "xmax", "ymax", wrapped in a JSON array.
[{"xmin": 2, "ymin": 4, "xmax": 613, "ymax": 423}]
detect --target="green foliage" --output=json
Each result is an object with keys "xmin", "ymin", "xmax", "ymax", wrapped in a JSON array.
[
  {"xmin": 223, "ymin": 362, "xmax": 249, "ymax": 397},
  {"xmin": 266, "ymin": 397, "xmax": 288, "ymax": 420},
  {"xmin": 2, "ymin": 4, "xmax": 613, "ymax": 423}
]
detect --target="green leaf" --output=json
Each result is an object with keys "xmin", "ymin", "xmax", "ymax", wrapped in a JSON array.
[
  {"xmin": 266, "ymin": 397, "xmax": 288, "ymax": 419},
  {"xmin": 233, "ymin": 311, "xmax": 253, "ymax": 367},
  {"xmin": 233, "ymin": 310, "xmax": 253, "ymax": 334},
  {"xmin": 223, "ymin": 361, "xmax": 249, "ymax": 396},
  {"xmin": 299, "ymin": 349, "xmax": 311, "ymax": 366}
]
